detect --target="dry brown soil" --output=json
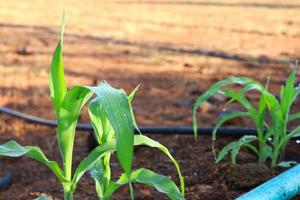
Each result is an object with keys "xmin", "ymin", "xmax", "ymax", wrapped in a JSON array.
[{"xmin": 1, "ymin": 0, "xmax": 300, "ymax": 199}]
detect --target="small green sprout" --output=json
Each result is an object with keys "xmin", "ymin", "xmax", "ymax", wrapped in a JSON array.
[
  {"xmin": 193, "ymin": 65, "xmax": 300, "ymax": 168},
  {"xmin": 0, "ymin": 17, "xmax": 184, "ymax": 200}
]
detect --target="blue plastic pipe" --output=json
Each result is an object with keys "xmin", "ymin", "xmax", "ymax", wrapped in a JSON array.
[{"xmin": 236, "ymin": 164, "xmax": 300, "ymax": 200}]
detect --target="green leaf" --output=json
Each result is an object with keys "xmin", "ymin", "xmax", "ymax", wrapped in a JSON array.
[
  {"xmin": 90, "ymin": 160, "xmax": 108, "ymax": 199},
  {"xmin": 86, "ymin": 82, "xmax": 135, "ymax": 178},
  {"xmin": 81, "ymin": 135, "xmax": 184, "ymax": 197},
  {"xmin": 216, "ymin": 135, "xmax": 257, "ymax": 164},
  {"xmin": 0, "ymin": 141, "xmax": 66, "ymax": 183},
  {"xmin": 104, "ymin": 168, "xmax": 184, "ymax": 200},
  {"xmin": 221, "ymin": 89, "xmax": 258, "ymax": 119},
  {"xmin": 288, "ymin": 112, "xmax": 300, "ymax": 121},
  {"xmin": 49, "ymin": 17, "xmax": 67, "ymax": 115},
  {"xmin": 288, "ymin": 87, "xmax": 300, "ymax": 121},
  {"xmin": 224, "ymin": 84, "xmax": 267, "ymax": 129},
  {"xmin": 261, "ymin": 91, "xmax": 282, "ymax": 128},
  {"xmin": 278, "ymin": 124, "xmax": 300, "ymax": 153},
  {"xmin": 127, "ymin": 85, "xmax": 141, "ymax": 134},
  {"xmin": 224, "ymin": 83, "xmax": 263, "ymax": 108},
  {"xmin": 287, "ymin": 125, "xmax": 300, "ymax": 139},
  {"xmin": 293, "ymin": 87, "xmax": 300, "ymax": 101},
  {"xmin": 89, "ymin": 155, "xmax": 112, "ymax": 198},
  {"xmin": 216, "ymin": 141, "xmax": 236, "ymax": 163},
  {"xmin": 222, "ymin": 83, "xmax": 268, "ymax": 135},
  {"xmin": 231, "ymin": 135, "xmax": 257, "ymax": 164},
  {"xmin": 221, "ymin": 88, "xmax": 269, "ymax": 139},
  {"xmin": 213, "ymin": 110, "xmax": 249, "ymax": 142},
  {"xmin": 134, "ymin": 135, "xmax": 184, "ymax": 194},
  {"xmin": 49, "ymin": 40, "xmax": 67, "ymax": 115},
  {"xmin": 49, "ymin": 17, "xmax": 95, "ymax": 181},
  {"xmin": 193, "ymin": 68, "xmax": 299, "ymax": 167},
  {"xmin": 257, "ymin": 95, "xmax": 267, "ymax": 131},
  {"xmin": 34, "ymin": 194, "xmax": 52, "ymax": 200},
  {"xmin": 280, "ymin": 66, "xmax": 296, "ymax": 116},
  {"xmin": 261, "ymin": 144, "xmax": 272, "ymax": 162},
  {"xmin": 258, "ymin": 95, "xmax": 267, "ymax": 115},
  {"xmin": 89, "ymin": 101, "xmax": 104, "ymax": 144},
  {"xmin": 243, "ymin": 143, "xmax": 259, "ymax": 156},
  {"xmin": 88, "ymin": 84, "xmax": 141, "ymax": 144},
  {"xmin": 57, "ymin": 86, "xmax": 92, "ymax": 179},
  {"xmin": 212, "ymin": 110, "xmax": 249, "ymax": 158},
  {"xmin": 128, "ymin": 84, "xmax": 140, "ymax": 103},
  {"xmin": 194, "ymin": 76, "xmax": 258, "ymax": 107},
  {"xmin": 88, "ymin": 101, "xmax": 114, "ymax": 144},
  {"xmin": 193, "ymin": 76, "xmax": 262, "ymax": 139},
  {"xmin": 71, "ymin": 141, "xmax": 116, "ymax": 191}
]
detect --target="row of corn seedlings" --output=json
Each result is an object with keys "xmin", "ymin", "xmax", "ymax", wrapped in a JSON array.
[
  {"xmin": 193, "ymin": 63, "xmax": 300, "ymax": 168},
  {"xmin": 0, "ymin": 18, "xmax": 184, "ymax": 200}
]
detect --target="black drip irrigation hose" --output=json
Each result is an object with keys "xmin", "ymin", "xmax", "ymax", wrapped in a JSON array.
[
  {"xmin": 0, "ymin": 106, "xmax": 261, "ymax": 136},
  {"xmin": 0, "ymin": 171, "xmax": 12, "ymax": 190}
]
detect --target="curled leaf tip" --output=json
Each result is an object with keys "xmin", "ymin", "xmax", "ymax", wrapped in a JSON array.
[{"xmin": 60, "ymin": 12, "xmax": 66, "ymax": 43}]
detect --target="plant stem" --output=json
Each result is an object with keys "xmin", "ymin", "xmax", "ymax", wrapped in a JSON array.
[
  {"xmin": 129, "ymin": 182, "xmax": 134, "ymax": 200},
  {"xmin": 64, "ymin": 131, "xmax": 74, "ymax": 181},
  {"xmin": 63, "ymin": 184, "xmax": 74, "ymax": 200},
  {"xmin": 258, "ymin": 142, "xmax": 264, "ymax": 165},
  {"xmin": 271, "ymin": 149, "xmax": 279, "ymax": 168},
  {"xmin": 64, "ymin": 191, "xmax": 74, "ymax": 200}
]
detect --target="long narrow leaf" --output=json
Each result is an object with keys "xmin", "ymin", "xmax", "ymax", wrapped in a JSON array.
[
  {"xmin": 0, "ymin": 141, "xmax": 66, "ymax": 183},
  {"xmin": 193, "ymin": 76, "xmax": 262, "ymax": 139},
  {"xmin": 289, "ymin": 112, "xmax": 300, "ymax": 121},
  {"xmin": 88, "ymin": 101, "xmax": 114, "ymax": 144},
  {"xmin": 134, "ymin": 135, "xmax": 184, "ymax": 194},
  {"xmin": 216, "ymin": 141, "xmax": 236, "ymax": 163},
  {"xmin": 104, "ymin": 168, "xmax": 184, "ymax": 200},
  {"xmin": 285, "ymin": 125, "xmax": 300, "ymax": 141},
  {"xmin": 213, "ymin": 111, "xmax": 249, "ymax": 141},
  {"xmin": 49, "ymin": 40, "xmax": 67, "ymax": 115},
  {"xmin": 71, "ymin": 141, "xmax": 116, "ymax": 191},
  {"xmin": 288, "ymin": 88, "xmax": 300, "ymax": 121},
  {"xmin": 79, "ymin": 135, "xmax": 184, "ymax": 196},
  {"xmin": 57, "ymin": 86, "xmax": 92, "ymax": 179},
  {"xmin": 86, "ymin": 82, "xmax": 135, "ymax": 178},
  {"xmin": 127, "ymin": 85, "xmax": 141, "ymax": 134},
  {"xmin": 231, "ymin": 135, "xmax": 257, "ymax": 164},
  {"xmin": 212, "ymin": 110, "xmax": 249, "ymax": 158},
  {"xmin": 216, "ymin": 135, "xmax": 257, "ymax": 164},
  {"xmin": 128, "ymin": 84, "xmax": 140, "ymax": 103},
  {"xmin": 49, "ymin": 16, "xmax": 67, "ymax": 115},
  {"xmin": 90, "ymin": 157, "xmax": 112, "ymax": 199},
  {"xmin": 280, "ymin": 66, "xmax": 296, "ymax": 116}
]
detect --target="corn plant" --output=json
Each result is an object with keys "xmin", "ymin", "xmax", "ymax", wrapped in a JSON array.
[
  {"xmin": 0, "ymin": 18, "xmax": 93, "ymax": 199},
  {"xmin": 0, "ymin": 18, "xmax": 184, "ymax": 199},
  {"xmin": 86, "ymin": 82, "xmax": 184, "ymax": 199},
  {"xmin": 193, "ymin": 65, "xmax": 300, "ymax": 168}
]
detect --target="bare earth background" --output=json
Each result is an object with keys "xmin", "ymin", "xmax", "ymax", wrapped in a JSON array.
[{"xmin": 1, "ymin": 0, "xmax": 300, "ymax": 199}]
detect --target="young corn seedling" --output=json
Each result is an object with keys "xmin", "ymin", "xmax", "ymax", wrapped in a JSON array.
[
  {"xmin": 193, "ymin": 65, "xmax": 300, "ymax": 168},
  {"xmin": 86, "ymin": 82, "xmax": 185, "ymax": 200},
  {"xmin": 0, "ymin": 17, "xmax": 95, "ymax": 199},
  {"xmin": 0, "ymin": 18, "xmax": 184, "ymax": 199}
]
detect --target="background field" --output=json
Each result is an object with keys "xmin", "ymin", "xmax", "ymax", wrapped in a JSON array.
[{"xmin": 1, "ymin": 0, "xmax": 300, "ymax": 199}]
